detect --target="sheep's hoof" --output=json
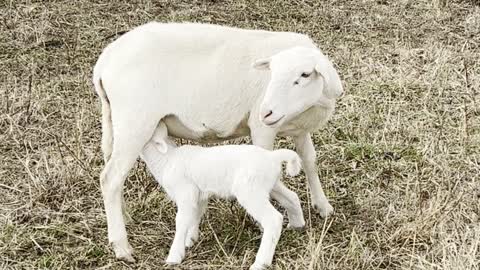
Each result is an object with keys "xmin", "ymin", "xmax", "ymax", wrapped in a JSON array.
[
  {"xmin": 313, "ymin": 201, "xmax": 334, "ymax": 218},
  {"xmin": 113, "ymin": 240, "xmax": 135, "ymax": 263}
]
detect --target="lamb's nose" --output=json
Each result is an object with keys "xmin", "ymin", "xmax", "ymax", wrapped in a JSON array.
[{"xmin": 263, "ymin": 110, "xmax": 273, "ymax": 119}]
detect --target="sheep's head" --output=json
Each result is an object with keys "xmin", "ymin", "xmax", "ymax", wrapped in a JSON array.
[{"xmin": 253, "ymin": 46, "xmax": 343, "ymax": 128}]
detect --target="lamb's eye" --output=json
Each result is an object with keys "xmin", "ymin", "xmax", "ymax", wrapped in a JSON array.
[{"xmin": 301, "ymin": 72, "xmax": 311, "ymax": 78}]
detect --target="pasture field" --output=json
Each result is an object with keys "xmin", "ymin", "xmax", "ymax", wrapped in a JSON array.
[{"xmin": 1, "ymin": 0, "xmax": 479, "ymax": 269}]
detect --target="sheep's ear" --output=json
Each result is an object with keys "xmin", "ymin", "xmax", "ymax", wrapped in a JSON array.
[
  {"xmin": 315, "ymin": 59, "xmax": 344, "ymax": 99},
  {"xmin": 252, "ymin": 57, "xmax": 271, "ymax": 70},
  {"xmin": 314, "ymin": 63, "xmax": 330, "ymax": 87}
]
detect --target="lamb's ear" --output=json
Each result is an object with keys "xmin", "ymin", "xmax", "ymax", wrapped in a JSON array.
[
  {"xmin": 151, "ymin": 121, "xmax": 169, "ymax": 153},
  {"xmin": 252, "ymin": 57, "xmax": 271, "ymax": 70},
  {"xmin": 152, "ymin": 138, "xmax": 168, "ymax": 154},
  {"xmin": 155, "ymin": 121, "xmax": 168, "ymax": 138}
]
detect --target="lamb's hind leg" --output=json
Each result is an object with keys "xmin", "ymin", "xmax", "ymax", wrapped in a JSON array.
[
  {"xmin": 101, "ymin": 112, "xmax": 158, "ymax": 262},
  {"xmin": 271, "ymin": 181, "xmax": 305, "ymax": 230},
  {"xmin": 236, "ymin": 191, "xmax": 283, "ymax": 270}
]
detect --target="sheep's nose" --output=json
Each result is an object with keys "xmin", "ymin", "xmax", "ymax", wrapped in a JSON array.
[{"xmin": 263, "ymin": 110, "xmax": 273, "ymax": 120}]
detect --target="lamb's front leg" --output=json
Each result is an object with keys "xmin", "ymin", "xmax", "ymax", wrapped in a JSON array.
[
  {"xmin": 294, "ymin": 133, "xmax": 333, "ymax": 218},
  {"xmin": 166, "ymin": 201, "xmax": 196, "ymax": 264},
  {"xmin": 185, "ymin": 199, "xmax": 207, "ymax": 248}
]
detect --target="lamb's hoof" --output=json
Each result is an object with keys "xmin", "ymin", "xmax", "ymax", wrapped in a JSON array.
[
  {"xmin": 313, "ymin": 201, "xmax": 334, "ymax": 218},
  {"xmin": 112, "ymin": 240, "xmax": 135, "ymax": 263},
  {"xmin": 185, "ymin": 237, "xmax": 195, "ymax": 248},
  {"xmin": 287, "ymin": 221, "xmax": 306, "ymax": 231},
  {"xmin": 249, "ymin": 262, "xmax": 267, "ymax": 270},
  {"xmin": 185, "ymin": 231, "xmax": 199, "ymax": 248}
]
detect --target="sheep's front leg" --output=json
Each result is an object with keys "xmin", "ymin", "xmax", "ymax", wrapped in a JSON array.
[
  {"xmin": 294, "ymin": 133, "xmax": 333, "ymax": 218},
  {"xmin": 250, "ymin": 127, "xmax": 276, "ymax": 150}
]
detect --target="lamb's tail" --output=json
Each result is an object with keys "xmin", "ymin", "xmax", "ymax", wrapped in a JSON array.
[
  {"xmin": 93, "ymin": 67, "xmax": 113, "ymax": 164},
  {"xmin": 272, "ymin": 149, "xmax": 302, "ymax": 177}
]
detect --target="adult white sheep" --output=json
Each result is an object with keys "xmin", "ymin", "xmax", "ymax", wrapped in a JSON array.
[
  {"xmin": 141, "ymin": 121, "xmax": 305, "ymax": 270},
  {"xmin": 93, "ymin": 22, "xmax": 344, "ymax": 261}
]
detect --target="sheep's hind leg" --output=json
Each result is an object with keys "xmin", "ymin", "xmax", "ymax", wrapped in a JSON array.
[
  {"xmin": 236, "ymin": 192, "xmax": 283, "ymax": 270},
  {"xmin": 271, "ymin": 181, "xmax": 305, "ymax": 230},
  {"xmin": 101, "ymin": 116, "xmax": 158, "ymax": 262}
]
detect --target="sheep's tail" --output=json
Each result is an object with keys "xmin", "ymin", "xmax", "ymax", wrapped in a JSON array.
[
  {"xmin": 272, "ymin": 149, "xmax": 302, "ymax": 177},
  {"xmin": 93, "ymin": 68, "xmax": 113, "ymax": 164}
]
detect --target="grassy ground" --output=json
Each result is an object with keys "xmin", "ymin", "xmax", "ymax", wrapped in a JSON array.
[{"xmin": 1, "ymin": 0, "xmax": 479, "ymax": 269}]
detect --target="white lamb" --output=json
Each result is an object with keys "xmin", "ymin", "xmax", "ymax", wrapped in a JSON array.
[{"xmin": 140, "ymin": 122, "xmax": 305, "ymax": 270}]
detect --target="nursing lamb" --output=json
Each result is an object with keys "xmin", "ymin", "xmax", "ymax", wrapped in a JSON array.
[
  {"xmin": 140, "ymin": 122, "xmax": 305, "ymax": 270},
  {"xmin": 93, "ymin": 22, "xmax": 344, "ymax": 261}
]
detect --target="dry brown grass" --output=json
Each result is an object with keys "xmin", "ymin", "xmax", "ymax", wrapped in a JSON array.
[{"xmin": 1, "ymin": 0, "xmax": 479, "ymax": 269}]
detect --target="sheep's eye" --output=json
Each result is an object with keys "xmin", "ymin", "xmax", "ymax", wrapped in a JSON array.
[
  {"xmin": 293, "ymin": 81, "xmax": 299, "ymax": 85},
  {"xmin": 301, "ymin": 72, "xmax": 311, "ymax": 78}
]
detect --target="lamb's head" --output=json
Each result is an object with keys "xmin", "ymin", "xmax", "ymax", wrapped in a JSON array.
[
  {"xmin": 253, "ymin": 46, "xmax": 343, "ymax": 128},
  {"xmin": 150, "ymin": 121, "xmax": 177, "ymax": 154}
]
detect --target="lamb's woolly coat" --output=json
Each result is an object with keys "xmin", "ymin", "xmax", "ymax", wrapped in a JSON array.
[
  {"xmin": 141, "ymin": 144, "xmax": 301, "ymax": 202},
  {"xmin": 140, "ymin": 130, "xmax": 304, "ymax": 270}
]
